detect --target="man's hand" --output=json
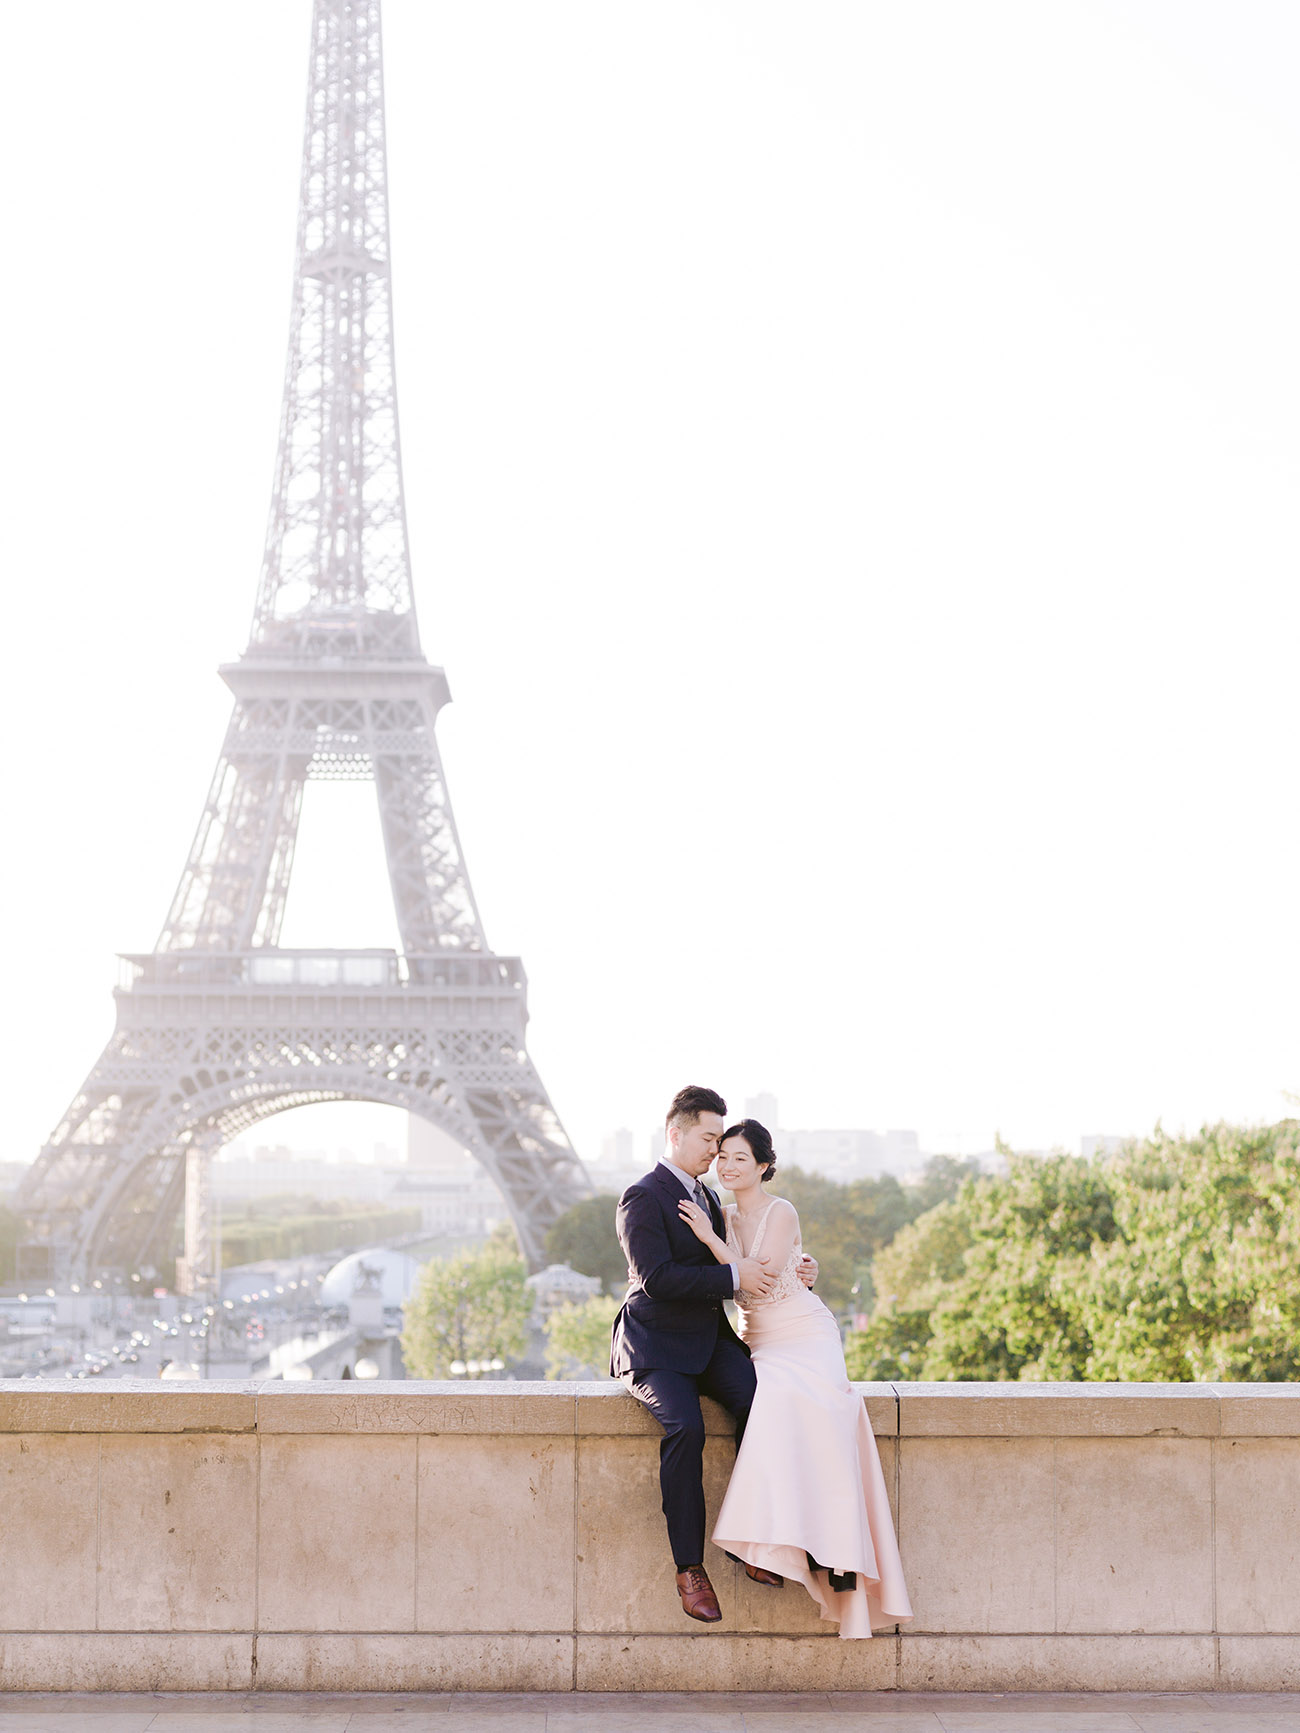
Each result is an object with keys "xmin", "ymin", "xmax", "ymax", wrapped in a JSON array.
[
  {"xmin": 738, "ymin": 1255, "xmax": 776, "ymax": 1297},
  {"xmin": 798, "ymin": 1254, "xmax": 818, "ymax": 1289}
]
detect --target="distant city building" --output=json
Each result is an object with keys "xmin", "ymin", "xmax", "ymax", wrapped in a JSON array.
[
  {"xmin": 585, "ymin": 1129, "xmax": 643, "ymax": 1196},
  {"xmin": 214, "ymin": 1151, "xmax": 391, "ymax": 1203},
  {"xmin": 601, "ymin": 1128, "xmax": 635, "ymax": 1166},
  {"xmin": 214, "ymin": 1140, "xmax": 505, "ymax": 1240},
  {"xmin": 743, "ymin": 1093, "xmax": 780, "ymax": 1129},
  {"xmin": 775, "ymin": 1127, "xmax": 920, "ymax": 1182},
  {"xmin": 740, "ymin": 1098, "xmax": 919, "ymax": 1182},
  {"xmin": 406, "ymin": 1115, "xmax": 475, "ymax": 1172},
  {"xmin": 386, "ymin": 1170, "xmax": 506, "ymax": 1238},
  {"xmin": 526, "ymin": 1262, "xmax": 601, "ymax": 1321}
]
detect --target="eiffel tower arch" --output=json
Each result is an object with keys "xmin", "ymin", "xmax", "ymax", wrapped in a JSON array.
[{"xmin": 18, "ymin": 0, "xmax": 591, "ymax": 1285}]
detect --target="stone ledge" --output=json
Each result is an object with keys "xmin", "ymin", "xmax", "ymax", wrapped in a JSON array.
[
  {"xmin": 256, "ymin": 1382, "xmax": 577, "ymax": 1434},
  {"xmin": 0, "ymin": 1382, "xmax": 259, "ymax": 1433},
  {"xmin": 896, "ymin": 1383, "xmax": 1223, "ymax": 1437},
  {"xmin": 5, "ymin": 1381, "xmax": 1300, "ymax": 1439},
  {"xmin": 1212, "ymin": 1384, "xmax": 1300, "ymax": 1437}
]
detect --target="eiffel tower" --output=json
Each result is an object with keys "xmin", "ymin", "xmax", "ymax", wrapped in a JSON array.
[{"xmin": 17, "ymin": 0, "xmax": 590, "ymax": 1288}]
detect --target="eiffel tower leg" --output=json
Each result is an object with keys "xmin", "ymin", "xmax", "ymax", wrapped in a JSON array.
[
  {"xmin": 177, "ymin": 1140, "xmax": 218, "ymax": 1298},
  {"xmin": 158, "ymin": 707, "xmax": 309, "ymax": 952},
  {"xmin": 375, "ymin": 743, "xmax": 485, "ymax": 954}
]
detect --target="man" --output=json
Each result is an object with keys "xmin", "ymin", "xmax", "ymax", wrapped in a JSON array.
[{"xmin": 610, "ymin": 1084, "xmax": 817, "ymax": 1622}]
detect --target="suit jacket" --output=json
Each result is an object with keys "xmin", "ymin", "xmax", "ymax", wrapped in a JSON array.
[{"xmin": 609, "ymin": 1163, "xmax": 748, "ymax": 1377}]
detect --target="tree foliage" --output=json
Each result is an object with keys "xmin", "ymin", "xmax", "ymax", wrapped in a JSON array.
[
  {"xmin": 401, "ymin": 1244, "xmax": 532, "ymax": 1378},
  {"xmin": 769, "ymin": 1156, "xmax": 979, "ymax": 1317},
  {"xmin": 847, "ymin": 1121, "xmax": 1300, "ymax": 1382},
  {"xmin": 544, "ymin": 1193, "xmax": 625, "ymax": 1292},
  {"xmin": 545, "ymin": 1293, "xmax": 621, "ymax": 1379}
]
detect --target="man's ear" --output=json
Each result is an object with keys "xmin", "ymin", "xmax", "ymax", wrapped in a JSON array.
[{"xmin": 666, "ymin": 1121, "xmax": 679, "ymax": 1150}]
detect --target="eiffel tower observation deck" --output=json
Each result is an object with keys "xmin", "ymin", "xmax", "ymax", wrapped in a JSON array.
[{"xmin": 17, "ymin": 0, "xmax": 592, "ymax": 1287}]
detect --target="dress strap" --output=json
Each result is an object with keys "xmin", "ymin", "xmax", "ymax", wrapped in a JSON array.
[{"xmin": 747, "ymin": 1197, "xmax": 778, "ymax": 1260}]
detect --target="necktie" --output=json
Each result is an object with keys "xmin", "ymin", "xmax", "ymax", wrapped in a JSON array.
[{"xmin": 693, "ymin": 1181, "xmax": 709, "ymax": 1216}]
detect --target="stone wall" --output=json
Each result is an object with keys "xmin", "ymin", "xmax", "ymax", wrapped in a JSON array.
[{"xmin": 1, "ymin": 1380, "xmax": 1299, "ymax": 1693}]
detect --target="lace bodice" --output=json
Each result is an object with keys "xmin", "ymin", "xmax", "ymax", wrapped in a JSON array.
[{"xmin": 725, "ymin": 1199, "xmax": 804, "ymax": 1308}]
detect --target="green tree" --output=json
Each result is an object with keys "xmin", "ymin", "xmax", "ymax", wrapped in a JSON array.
[
  {"xmin": 906, "ymin": 1153, "xmax": 983, "ymax": 1216},
  {"xmin": 1081, "ymin": 1121, "xmax": 1300, "ymax": 1381},
  {"xmin": 544, "ymin": 1193, "xmax": 626, "ymax": 1292},
  {"xmin": 848, "ymin": 1148, "xmax": 1117, "ymax": 1380},
  {"xmin": 871, "ymin": 1197, "xmax": 975, "ymax": 1310},
  {"xmin": 401, "ymin": 1244, "xmax": 532, "ymax": 1378},
  {"xmin": 845, "ymin": 1196, "xmax": 975, "ymax": 1379},
  {"xmin": 545, "ymin": 1293, "xmax": 621, "ymax": 1379},
  {"xmin": 846, "ymin": 1120, "xmax": 1300, "ymax": 1383},
  {"xmin": 768, "ymin": 1168, "xmax": 917, "ymax": 1317},
  {"xmin": 844, "ymin": 1305, "xmax": 937, "ymax": 1381}
]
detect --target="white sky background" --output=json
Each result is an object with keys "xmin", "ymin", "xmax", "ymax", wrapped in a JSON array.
[{"xmin": 3, "ymin": 1, "xmax": 1299, "ymax": 1169}]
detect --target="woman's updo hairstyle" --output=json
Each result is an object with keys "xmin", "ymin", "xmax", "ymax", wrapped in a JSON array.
[{"xmin": 721, "ymin": 1118, "xmax": 778, "ymax": 1182}]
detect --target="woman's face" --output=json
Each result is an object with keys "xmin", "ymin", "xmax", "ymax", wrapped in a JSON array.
[{"xmin": 716, "ymin": 1136, "xmax": 764, "ymax": 1192}]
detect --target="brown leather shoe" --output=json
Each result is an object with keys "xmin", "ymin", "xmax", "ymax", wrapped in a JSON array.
[
  {"xmin": 675, "ymin": 1565, "xmax": 722, "ymax": 1622},
  {"xmin": 745, "ymin": 1563, "xmax": 783, "ymax": 1587}
]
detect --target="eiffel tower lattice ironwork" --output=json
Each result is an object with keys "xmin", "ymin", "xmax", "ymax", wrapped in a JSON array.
[{"xmin": 18, "ymin": 0, "xmax": 591, "ymax": 1287}]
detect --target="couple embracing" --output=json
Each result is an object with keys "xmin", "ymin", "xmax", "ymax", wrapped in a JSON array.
[{"xmin": 610, "ymin": 1085, "xmax": 912, "ymax": 1639}]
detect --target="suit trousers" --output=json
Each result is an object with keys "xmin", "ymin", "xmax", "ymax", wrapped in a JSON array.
[{"xmin": 629, "ymin": 1334, "xmax": 758, "ymax": 1570}]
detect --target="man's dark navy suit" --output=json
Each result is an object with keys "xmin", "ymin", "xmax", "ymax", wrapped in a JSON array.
[{"xmin": 610, "ymin": 1162, "xmax": 757, "ymax": 1569}]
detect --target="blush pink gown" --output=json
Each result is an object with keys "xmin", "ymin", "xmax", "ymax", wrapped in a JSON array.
[{"xmin": 710, "ymin": 1198, "xmax": 912, "ymax": 1639}]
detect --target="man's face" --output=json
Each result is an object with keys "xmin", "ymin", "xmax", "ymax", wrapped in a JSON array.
[{"xmin": 669, "ymin": 1111, "xmax": 725, "ymax": 1178}]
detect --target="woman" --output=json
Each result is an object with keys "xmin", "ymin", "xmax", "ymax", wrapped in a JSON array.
[{"xmin": 677, "ymin": 1119, "xmax": 912, "ymax": 1639}]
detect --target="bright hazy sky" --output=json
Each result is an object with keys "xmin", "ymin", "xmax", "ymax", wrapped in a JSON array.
[{"xmin": 3, "ymin": 2, "xmax": 1299, "ymax": 1171}]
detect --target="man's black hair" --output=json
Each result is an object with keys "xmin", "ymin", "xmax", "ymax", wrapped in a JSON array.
[{"xmin": 665, "ymin": 1084, "xmax": 727, "ymax": 1132}]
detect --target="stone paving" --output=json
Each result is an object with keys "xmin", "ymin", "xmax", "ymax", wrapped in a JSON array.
[{"xmin": 0, "ymin": 1695, "xmax": 1295, "ymax": 1732}]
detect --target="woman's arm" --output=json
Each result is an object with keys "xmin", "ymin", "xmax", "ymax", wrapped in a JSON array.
[
  {"xmin": 676, "ymin": 1198, "xmax": 731, "ymax": 1265},
  {"xmin": 761, "ymin": 1198, "xmax": 802, "ymax": 1269}
]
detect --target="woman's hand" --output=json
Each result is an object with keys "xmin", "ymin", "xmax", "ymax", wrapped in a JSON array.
[{"xmin": 677, "ymin": 1198, "xmax": 714, "ymax": 1242}]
